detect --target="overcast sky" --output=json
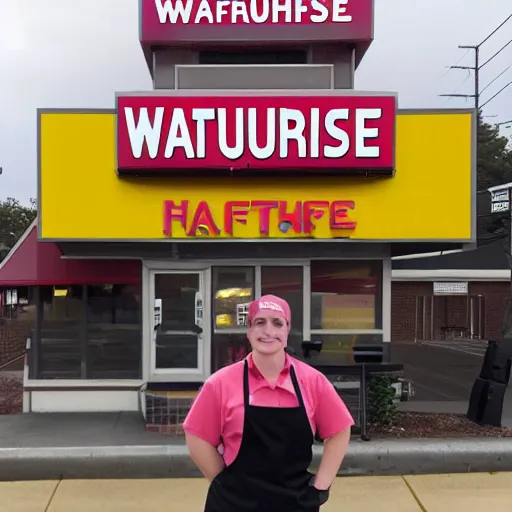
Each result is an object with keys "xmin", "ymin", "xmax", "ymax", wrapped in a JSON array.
[{"xmin": 1, "ymin": 0, "xmax": 511, "ymax": 205}]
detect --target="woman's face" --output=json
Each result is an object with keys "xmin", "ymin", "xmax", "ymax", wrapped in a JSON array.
[{"xmin": 247, "ymin": 309, "xmax": 290, "ymax": 356}]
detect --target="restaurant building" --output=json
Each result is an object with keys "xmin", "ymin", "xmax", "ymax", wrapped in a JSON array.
[{"xmin": 0, "ymin": 0, "xmax": 475, "ymax": 418}]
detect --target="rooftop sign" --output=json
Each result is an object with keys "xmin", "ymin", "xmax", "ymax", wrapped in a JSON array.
[
  {"xmin": 116, "ymin": 93, "xmax": 396, "ymax": 175},
  {"xmin": 140, "ymin": 0, "xmax": 374, "ymax": 44}
]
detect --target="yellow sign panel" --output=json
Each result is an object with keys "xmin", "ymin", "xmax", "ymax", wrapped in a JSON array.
[{"xmin": 39, "ymin": 110, "xmax": 474, "ymax": 241}]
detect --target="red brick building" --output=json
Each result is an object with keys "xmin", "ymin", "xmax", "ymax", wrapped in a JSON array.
[{"xmin": 391, "ymin": 241, "xmax": 510, "ymax": 342}]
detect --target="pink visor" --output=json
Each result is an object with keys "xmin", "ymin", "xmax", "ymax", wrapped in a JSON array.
[{"xmin": 248, "ymin": 295, "xmax": 291, "ymax": 326}]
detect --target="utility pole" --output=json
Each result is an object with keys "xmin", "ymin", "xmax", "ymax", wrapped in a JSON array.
[{"xmin": 439, "ymin": 13, "xmax": 512, "ymax": 111}]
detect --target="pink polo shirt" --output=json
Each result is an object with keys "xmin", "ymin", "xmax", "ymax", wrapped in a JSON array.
[{"xmin": 183, "ymin": 354, "xmax": 354, "ymax": 466}]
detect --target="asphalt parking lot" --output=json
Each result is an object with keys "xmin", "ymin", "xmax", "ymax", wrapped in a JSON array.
[{"xmin": 391, "ymin": 340, "xmax": 485, "ymax": 401}]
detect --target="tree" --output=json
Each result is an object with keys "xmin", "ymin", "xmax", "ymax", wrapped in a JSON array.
[
  {"xmin": 475, "ymin": 116, "xmax": 512, "ymax": 340},
  {"xmin": 477, "ymin": 116, "xmax": 512, "ymax": 246},
  {"xmin": 477, "ymin": 117, "xmax": 512, "ymax": 191},
  {"xmin": 0, "ymin": 198, "xmax": 37, "ymax": 262}
]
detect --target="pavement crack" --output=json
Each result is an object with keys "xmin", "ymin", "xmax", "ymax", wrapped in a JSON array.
[
  {"xmin": 402, "ymin": 475, "xmax": 427, "ymax": 512},
  {"xmin": 44, "ymin": 479, "xmax": 62, "ymax": 512}
]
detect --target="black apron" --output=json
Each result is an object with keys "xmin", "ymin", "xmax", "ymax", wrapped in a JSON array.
[{"xmin": 205, "ymin": 360, "xmax": 322, "ymax": 512}]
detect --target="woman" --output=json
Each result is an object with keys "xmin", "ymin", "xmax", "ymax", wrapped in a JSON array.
[{"xmin": 183, "ymin": 294, "xmax": 354, "ymax": 511}]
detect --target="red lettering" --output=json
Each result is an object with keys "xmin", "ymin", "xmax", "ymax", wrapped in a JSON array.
[
  {"xmin": 224, "ymin": 201, "xmax": 250, "ymax": 235},
  {"xmin": 303, "ymin": 201, "xmax": 330, "ymax": 234},
  {"xmin": 187, "ymin": 201, "xmax": 220, "ymax": 236},
  {"xmin": 278, "ymin": 201, "xmax": 303, "ymax": 234},
  {"xmin": 162, "ymin": 199, "xmax": 356, "ymax": 237},
  {"xmin": 330, "ymin": 201, "xmax": 357, "ymax": 230},
  {"xmin": 163, "ymin": 200, "xmax": 188, "ymax": 237},
  {"xmin": 251, "ymin": 201, "xmax": 278, "ymax": 236}
]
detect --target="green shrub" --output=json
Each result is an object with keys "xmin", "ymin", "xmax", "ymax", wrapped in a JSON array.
[{"xmin": 367, "ymin": 375, "xmax": 398, "ymax": 427}]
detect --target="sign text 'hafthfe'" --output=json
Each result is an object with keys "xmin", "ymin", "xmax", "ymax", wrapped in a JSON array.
[{"xmin": 162, "ymin": 199, "xmax": 357, "ymax": 237}]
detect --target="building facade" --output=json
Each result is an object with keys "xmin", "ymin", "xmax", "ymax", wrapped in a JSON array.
[
  {"xmin": 0, "ymin": 0, "xmax": 475, "ymax": 417},
  {"xmin": 391, "ymin": 241, "xmax": 511, "ymax": 342}
]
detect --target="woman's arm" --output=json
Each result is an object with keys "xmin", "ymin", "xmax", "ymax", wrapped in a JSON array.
[
  {"xmin": 186, "ymin": 433, "xmax": 226, "ymax": 482},
  {"xmin": 183, "ymin": 378, "xmax": 225, "ymax": 482},
  {"xmin": 311, "ymin": 427, "xmax": 351, "ymax": 490},
  {"xmin": 312, "ymin": 373, "xmax": 355, "ymax": 490}
]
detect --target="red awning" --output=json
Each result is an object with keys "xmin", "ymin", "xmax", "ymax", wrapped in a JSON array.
[{"xmin": 0, "ymin": 222, "xmax": 141, "ymax": 286}]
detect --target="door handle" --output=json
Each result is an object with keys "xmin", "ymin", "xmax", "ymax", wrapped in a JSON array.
[{"xmin": 191, "ymin": 324, "xmax": 203, "ymax": 335}]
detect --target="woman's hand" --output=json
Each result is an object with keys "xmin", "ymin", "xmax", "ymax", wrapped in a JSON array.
[
  {"xmin": 185, "ymin": 433, "xmax": 226, "ymax": 482},
  {"xmin": 313, "ymin": 427, "xmax": 351, "ymax": 489}
]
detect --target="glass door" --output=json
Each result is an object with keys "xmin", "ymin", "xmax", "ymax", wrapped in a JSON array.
[{"xmin": 150, "ymin": 270, "xmax": 209, "ymax": 381}]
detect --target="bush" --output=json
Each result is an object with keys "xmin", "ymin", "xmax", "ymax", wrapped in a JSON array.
[{"xmin": 367, "ymin": 375, "xmax": 398, "ymax": 427}]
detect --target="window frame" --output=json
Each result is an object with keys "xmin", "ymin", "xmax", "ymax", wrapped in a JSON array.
[
  {"xmin": 149, "ymin": 269, "xmax": 210, "ymax": 382},
  {"xmin": 307, "ymin": 260, "xmax": 384, "ymax": 339},
  {"xmin": 29, "ymin": 283, "xmax": 143, "ymax": 384},
  {"xmin": 210, "ymin": 259, "xmax": 384, "ymax": 372}
]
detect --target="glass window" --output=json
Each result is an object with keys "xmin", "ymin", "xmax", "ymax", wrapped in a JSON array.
[
  {"xmin": 86, "ymin": 284, "xmax": 142, "ymax": 379},
  {"xmin": 212, "ymin": 334, "xmax": 251, "ymax": 372},
  {"xmin": 261, "ymin": 266, "xmax": 303, "ymax": 357},
  {"xmin": 156, "ymin": 334, "xmax": 198, "ymax": 370},
  {"xmin": 212, "ymin": 267, "xmax": 254, "ymax": 330},
  {"xmin": 199, "ymin": 50, "xmax": 307, "ymax": 65},
  {"xmin": 36, "ymin": 283, "xmax": 143, "ymax": 380},
  {"xmin": 211, "ymin": 267, "xmax": 253, "ymax": 373},
  {"xmin": 154, "ymin": 273, "xmax": 200, "ymax": 370},
  {"xmin": 303, "ymin": 333, "xmax": 384, "ymax": 366},
  {"xmin": 39, "ymin": 285, "xmax": 84, "ymax": 379},
  {"xmin": 1, "ymin": 287, "xmax": 36, "ymax": 374},
  {"xmin": 310, "ymin": 261, "xmax": 382, "ymax": 330}
]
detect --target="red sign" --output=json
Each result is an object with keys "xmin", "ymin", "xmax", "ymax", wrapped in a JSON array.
[
  {"xmin": 140, "ymin": 0, "xmax": 374, "ymax": 44},
  {"xmin": 162, "ymin": 199, "xmax": 357, "ymax": 237},
  {"xmin": 116, "ymin": 94, "xmax": 396, "ymax": 174}
]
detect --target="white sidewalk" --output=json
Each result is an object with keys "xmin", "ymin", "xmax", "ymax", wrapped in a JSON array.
[{"xmin": 3, "ymin": 473, "xmax": 512, "ymax": 511}]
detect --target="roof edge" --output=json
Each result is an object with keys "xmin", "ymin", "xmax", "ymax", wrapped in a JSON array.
[
  {"xmin": 0, "ymin": 219, "xmax": 37, "ymax": 271},
  {"xmin": 392, "ymin": 269, "xmax": 511, "ymax": 282}
]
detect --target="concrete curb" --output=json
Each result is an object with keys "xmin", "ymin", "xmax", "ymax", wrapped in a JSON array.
[{"xmin": 1, "ymin": 439, "xmax": 512, "ymax": 481}]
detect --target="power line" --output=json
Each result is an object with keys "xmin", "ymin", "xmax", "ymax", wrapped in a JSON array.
[
  {"xmin": 480, "ymin": 38, "xmax": 512, "ymax": 69},
  {"xmin": 442, "ymin": 70, "xmax": 472, "ymax": 105},
  {"xmin": 481, "ymin": 81, "xmax": 512, "ymax": 109},
  {"xmin": 438, "ymin": 12, "xmax": 512, "ymax": 110},
  {"xmin": 439, "ymin": 45, "xmax": 479, "ymax": 108},
  {"xmin": 438, "ymin": 49, "xmax": 470, "ymax": 80},
  {"xmin": 479, "ymin": 13, "xmax": 512, "ymax": 46},
  {"xmin": 480, "ymin": 66, "xmax": 510, "ymax": 95}
]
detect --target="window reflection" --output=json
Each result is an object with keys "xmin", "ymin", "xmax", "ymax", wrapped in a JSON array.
[
  {"xmin": 305, "ymin": 334, "xmax": 384, "ymax": 366},
  {"xmin": 212, "ymin": 268, "xmax": 254, "ymax": 329},
  {"xmin": 87, "ymin": 284, "xmax": 141, "ymax": 379},
  {"xmin": 39, "ymin": 285, "xmax": 84, "ymax": 379},
  {"xmin": 212, "ymin": 334, "xmax": 250, "ymax": 371},
  {"xmin": 155, "ymin": 274, "xmax": 198, "ymax": 331},
  {"xmin": 37, "ymin": 283, "xmax": 142, "ymax": 380},
  {"xmin": 261, "ymin": 266, "xmax": 303, "ymax": 357},
  {"xmin": 311, "ymin": 261, "xmax": 381, "ymax": 330}
]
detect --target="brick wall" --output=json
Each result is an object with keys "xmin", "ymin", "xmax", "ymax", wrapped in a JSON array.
[
  {"xmin": 0, "ymin": 318, "xmax": 32, "ymax": 367},
  {"xmin": 391, "ymin": 281, "xmax": 510, "ymax": 342},
  {"xmin": 472, "ymin": 282, "xmax": 510, "ymax": 340},
  {"xmin": 391, "ymin": 282, "xmax": 430, "ymax": 342}
]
